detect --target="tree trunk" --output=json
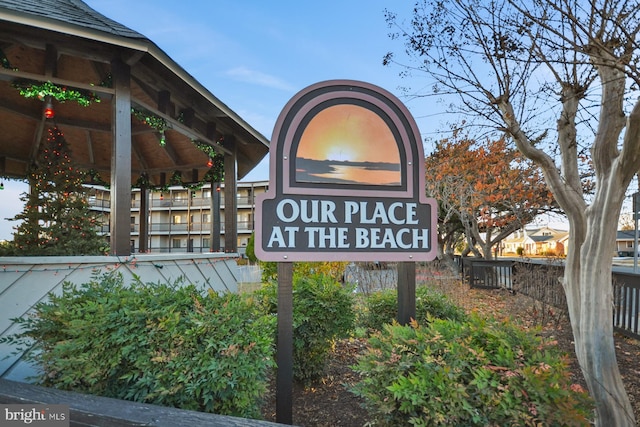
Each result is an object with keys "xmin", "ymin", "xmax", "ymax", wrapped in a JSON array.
[{"xmin": 564, "ymin": 201, "xmax": 636, "ymax": 426}]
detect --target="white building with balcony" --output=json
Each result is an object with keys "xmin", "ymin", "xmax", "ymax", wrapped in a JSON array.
[{"xmin": 88, "ymin": 181, "xmax": 268, "ymax": 255}]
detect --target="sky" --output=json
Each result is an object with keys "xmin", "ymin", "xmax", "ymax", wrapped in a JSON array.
[{"xmin": 1, "ymin": 0, "xmax": 453, "ymax": 240}]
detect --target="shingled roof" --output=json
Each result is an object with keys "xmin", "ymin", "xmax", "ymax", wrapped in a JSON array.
[
  {"xmin": 0, "ymin": 0, "xmax": 269, "ymax": 184},
  {"xmin": 1, "ymin": 0, "xmax": 146, "ymax": 38}
]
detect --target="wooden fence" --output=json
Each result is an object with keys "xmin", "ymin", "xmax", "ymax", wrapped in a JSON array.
[{"xmin": 456, "ymin": 256, "xmax": 640, "ymax": 340}]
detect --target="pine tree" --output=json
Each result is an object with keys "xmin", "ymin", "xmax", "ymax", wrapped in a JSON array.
[{"xmin": 8, "ymin": 126, "xmax": 107, "ymax": 255}]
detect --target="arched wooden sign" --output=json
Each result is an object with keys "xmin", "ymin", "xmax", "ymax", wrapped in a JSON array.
[{"xmin": 256, "ymin": 80, "xmax": 437, "ymax": 261}]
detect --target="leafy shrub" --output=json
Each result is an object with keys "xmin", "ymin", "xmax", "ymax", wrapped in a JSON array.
[
  {"xmin": 3, "ymin": 273, "xmax": 275, "ymax": 419},
  {"xmin": 245, "ymin": 232, "xmax": 257, "ymax": 263},
  {"xmin": 254, "ymin": 273, "xmax": 355, "ymax": 384},
  {"xmin": 259, "ymin": 261, "xmax": 348, "ymax": 283},
  {"xmin": 351, "ymin": 315, "xmax": 593, "ymax": 426},
  {"xmin": 358, "ymin": 286, "xmax": 467, "ymax": 332}
]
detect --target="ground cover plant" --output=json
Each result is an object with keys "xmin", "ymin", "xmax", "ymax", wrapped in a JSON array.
[{"xmin": 2, "ymin": 272, "xmax": 275, "ymax": 419}]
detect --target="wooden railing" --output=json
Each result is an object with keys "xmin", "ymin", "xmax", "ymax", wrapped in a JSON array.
[
  {"xmin": 461, "ymin": 258, "xmax": 514, "ymax": 290},
  {"xmin": 456, "ymin": 256, "xmax": 640, "ymax": 340},
  {"xmin": 613, "ymin": 271, "xmax": 640, "ymax": 340},
  {"xmin": 0, "ymin": 379, "xmax": 286, "ymax": 427}
]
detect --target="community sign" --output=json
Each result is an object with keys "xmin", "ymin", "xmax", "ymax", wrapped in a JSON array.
[{"xmin": 255, "ymin": 80, "xmax": 437, "ymax": 262}]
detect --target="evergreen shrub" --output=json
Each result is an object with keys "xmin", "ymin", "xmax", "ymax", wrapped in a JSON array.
[
  {"xmin": 358, "ymin": 286, "xmax": 467, "ymax": 332},
  {"xmin": 351, "ymin": 315, "xmax": 593, "ymax": 426},
  {"xmin": 259, "ymin": 261, "xmax": 348, "ymax": 283},
  {"xmin": 2, "ymin": 273, "xmax": 275, "ymax": 419},
  {"xmin": 254, "ymin": 273, "xmax": 355, "ymax": 384}
]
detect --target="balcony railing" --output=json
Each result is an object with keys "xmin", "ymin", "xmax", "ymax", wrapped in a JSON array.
[
  {"xmin": 98, "ymin": 221, "xmax": 255, "ymax": 235},
  {"xmin": 91, "ymin": 196, "xmax": 258, "ymax": 210}
]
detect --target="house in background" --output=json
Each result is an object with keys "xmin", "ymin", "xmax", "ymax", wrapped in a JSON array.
[
  {"xmin": 615, "ymin": 230, "xmax": 638, "ymax": 256},
  {"xmin": 502, "ymin": 226, "xmax": 569, "ymax": 256},
  {"xmin": 503, "ymin": 226, "xmax": 640, "ymax": 257}
]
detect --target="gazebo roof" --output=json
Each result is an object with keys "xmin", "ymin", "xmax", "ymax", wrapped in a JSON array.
[{"xmin": 0, "ymin": 0, "xmax": 269, "ymax": 186}]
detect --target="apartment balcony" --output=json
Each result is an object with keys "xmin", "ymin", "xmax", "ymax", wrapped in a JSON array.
[
  {"xmin": 91, "ymin": 196, "xmax": 257, "ymax": 210},
  {"xmin": 98, "ymin": 221, "xmax": 254, "ymax": 235},
  {"xmin": 118, "ymin": 221, "xmax": 255, "ymax": 235},
  {"xmin": 88, "ymin": 198, "xmax": 110, "ymax": 211}
]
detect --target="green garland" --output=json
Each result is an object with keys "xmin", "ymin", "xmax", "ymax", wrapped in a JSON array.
[
  {"xmin": 131, "ymin": 108, "xmax": 168, "ymax": 132},
  {"xmin": 195, "ymin": 140, "xmax": 222, "ymax": 159},
  {"xmin": 195, "ymin": 140, "xmax": 225, "ymax": 183},
  {"xmin": 134, "ymin": 173, "xmax": 150, "ymax": 189},
  {"xmin": 13, "ymin": 80, "xmax": 100, "ymax": 106},
  {"xmin": 85, "ymin": 169, "xmax": 109, "ymax": 188},
  {"xmin": 131, "ymin": 108, "xmax": 168, "ymax": 146},
  {"xmin": 13, "ymin": 80, "xmax": 226, "ymax": 189}
]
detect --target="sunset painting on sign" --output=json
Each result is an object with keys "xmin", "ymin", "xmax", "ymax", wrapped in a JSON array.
[{"xmin": 295, "ymin": 104, "xmax": 401, "ymax": 185}]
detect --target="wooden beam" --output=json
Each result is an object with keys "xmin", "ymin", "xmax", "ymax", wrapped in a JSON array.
[
  {"xmin": 131, "ymin": 139, "xmax": 149, "ymax": 171},
  {"xmin": 29, "ymin": 114, "xmax": 47, "ymax": 166},
  {"xmin": 85, "ymin": 130, "xmax": 94, "ymax": 164},
  {"xmin": 181, "ymin": 108, "xmax": 195, "ymax": 127},
  {"xmin": 0, "ymin": 68, "xmax": 115, "ymax": 97},
  {"xmin": 0, "ymin": 97, "xmax": 111, "ymax": 132},
  {"xmin": 206, "ymin": 122, "xmax": 217, "ymax": 140},
  {"xmin": 110, "ymin": 58, "xmax": 132, "ymax": 256},
  {"xmin": 223, "ymin": 135, "xmax": 237, "ymax": 253},
  {"xmin": 44, "ymin": 43, "xmax": 58, "ymax": 78},
  {"xmin": 132, "ymin": 99, "xmax": 231, "ymax": 156},
  {"xmin": 157, "ymin": 90, "xmax": 171, "ymax": 115}
]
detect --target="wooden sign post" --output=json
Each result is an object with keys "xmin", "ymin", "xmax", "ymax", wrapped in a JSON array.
[{"xmin": 275, "ymin": 262, "xmax": 293, "ymax": 424}]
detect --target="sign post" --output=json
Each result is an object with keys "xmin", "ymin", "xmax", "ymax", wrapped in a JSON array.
[
  {"xmin": 275, "ymin": 262, "xmax": 293, "ymax": 424},
  {"xmin": 255, "ymin": 80, "xmax": 438, "ymax": 424}
]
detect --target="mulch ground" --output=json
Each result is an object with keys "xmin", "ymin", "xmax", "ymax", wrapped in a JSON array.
[{"xmin": 260, "ymin": 277, "xmax": 640, "ymax": 426}]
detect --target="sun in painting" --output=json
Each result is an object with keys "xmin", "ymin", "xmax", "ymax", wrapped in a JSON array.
[{"xmin": 295, "ymin": 104, "xmax": 401, "ymax": 185}]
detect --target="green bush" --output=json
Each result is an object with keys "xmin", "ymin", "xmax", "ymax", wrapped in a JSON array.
[
  {"xmin": 259, "ymin": 261, "xmax": 348, "ymax": 283},
  {"xmin": 351, "ymin": 315, "xmax": 593, "ymax": 426},
  {"xmin": 3, "ymin": 273, "xmax": 275, "ymax": 419},
  {"xmin": 254, "ymin": 273, "xmax": 355, "ymax": 384},
  {"xmin": 358, "ymin": 286, "xmax": 467, "ymax": 332},
  {"xmin": 245, "ymin": 232, "xmax": 257, "ymax": 263}
]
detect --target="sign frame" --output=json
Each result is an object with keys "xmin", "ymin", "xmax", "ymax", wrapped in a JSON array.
[{"xmin": 255, "ymin": 80, "xmax": 437, "ymax": 262}]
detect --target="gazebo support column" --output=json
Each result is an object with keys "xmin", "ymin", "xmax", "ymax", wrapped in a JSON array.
[
  {"xmin": 109, "ymin": 58, "xmax": 132, "ymax": 256},
  {"xmin": 211, "ymin": 181, "xmax": 221, "ymax": 252},
  {"xmin": 223, "ymin": 136, "xmax": 237, "ymax": 253},
  {"xmin": 139, "ymin": 186, "xmax": 149, "ymax": 253}
]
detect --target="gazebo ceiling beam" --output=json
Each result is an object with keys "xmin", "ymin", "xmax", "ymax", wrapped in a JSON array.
[
  {"xmin": 158, "ymin": 132, "xmax": 180, "ymax": 167},
  {"xmin": 73, "ymin": 161, "xmax": 212, "ymax": 177},
  {"xmin": 0, "ymin": 68, "xmax": 116, "ymax": 98},
  {"xmin": 130, "ymin": 139, "xmax": 149, "ymax": 171},
  {"xmin": 84, "ymin": 130, "xmax": 95, "ymax": 165},
  {"xmin": 132, "ymin": 98, "xmax": 232, "ymax": 156},
  {"xmin": 44, "ymin": 43, "xmax": 57, "ymax": 78},
  {"xmin": 29, "ymin": 112, "xmax": 46, "ymax": 164},
  {"xmin": 0, "ymin": 97, "xmax": 112, "ymax": 132}
]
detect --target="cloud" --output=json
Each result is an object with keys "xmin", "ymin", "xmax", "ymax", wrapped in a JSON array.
[{"xmin": 225, "ymin": 67, "xmax": 295, "ymax": 92}]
